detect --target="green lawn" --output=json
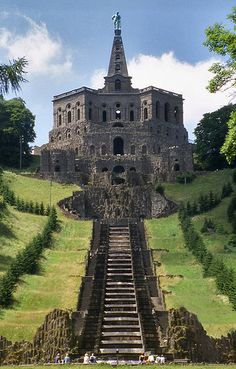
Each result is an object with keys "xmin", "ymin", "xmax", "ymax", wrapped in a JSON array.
[
  {"xmin": 164, "ymin": 169, "xmax": 233, "ymax": 204},
  {"xmin": 0, "ymin": 172, "xmax": 92, "ymax": 341},
  {"xmin": 146, "ymin": 214, "xmax": 236, "ymax": 337},
  {"xmin": 3, "ymin": 171, "xmax": 80, "ymax": 210}
]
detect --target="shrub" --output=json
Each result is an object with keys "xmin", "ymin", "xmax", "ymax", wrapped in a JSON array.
[
  {"xmin": 155, "ymin": 184, "xmax": 165, "ymax": 195},
  {"xmin": 176, "ymin": 171, "xmax": 196, "ymax": 184}
]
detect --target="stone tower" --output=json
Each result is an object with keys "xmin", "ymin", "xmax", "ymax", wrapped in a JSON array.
[{"xmin": 40, "ymin": 19, "xmax": 193, "ymax": 185}]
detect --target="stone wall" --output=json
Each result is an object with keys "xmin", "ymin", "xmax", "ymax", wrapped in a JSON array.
[
  {"xmin": 167, "ymin": 307, "xmax": 236, "ymax": 363},
  {"xmin": 0, "ymin": 309, "xmax": 74, "ymax": 365},
  {"xmin": 58, "ymin": 185, "xmax": 177, "ymax": 220},
  {"xmin": 1, "ymin": 306, "xmax": 236, "ymax": 363}
]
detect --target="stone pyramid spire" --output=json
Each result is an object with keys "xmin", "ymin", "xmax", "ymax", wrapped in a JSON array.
[
  {"xmin": 107, "ymin": 29, "xmax": 129, "ymax": 77},
  {"xmin": 103, "ymin": 13, "xmax": 133, "ymax": 92}
]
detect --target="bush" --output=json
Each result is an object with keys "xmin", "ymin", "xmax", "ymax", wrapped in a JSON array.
[
  {"xmin": 0, "ymin": 208, "xmax": 58, "ymax": 308},
  {"xmin": 176, "ymin": 171, "xmax": 196, "ymax": 184},
  {"xmin": 155, "ymin": 184, "xmax": 165, "ymax": 195}
]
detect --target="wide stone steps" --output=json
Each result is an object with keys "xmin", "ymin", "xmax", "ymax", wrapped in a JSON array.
[{"xmin": 99, "ymin": 225, "xmax": 144, "ymax": 354}]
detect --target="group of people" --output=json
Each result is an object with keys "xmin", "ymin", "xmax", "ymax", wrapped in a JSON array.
[
  {"xmin": 139, "ymin": 353, "xmax": 166, "ymax": 364},
  {"xmin": 83, "ymin": 352, "xmax": 97, "ymax": 364},
  {"xmin": 54, "ymin": 352, "xmax": 71, "ymax": 364}
]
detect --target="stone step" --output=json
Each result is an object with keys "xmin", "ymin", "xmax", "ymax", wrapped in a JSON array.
[
  {"xmin": 102, "ymin": 325, "xmax": 141, "ymax": 330},
  {"xmin": 99, "ymin": 348, "xmax": 143, "ymax": 354},
  {"xmin": 101, "ymin": 332, "xmax": 141, "ymax": 337},
  {"xmin": 105, "ymin": 295, "xmax": 135, "ymax": 304},
  {"xmin": 100, "ymin": 340, "xmax": 143, "ymax": 345},
  {"xmin": 104, "ymin": 311, "xmax": 138, "ymax": 317},
  {"xmin": 103, "ymin": 317, "xmax": 139, "ymax": 322}
]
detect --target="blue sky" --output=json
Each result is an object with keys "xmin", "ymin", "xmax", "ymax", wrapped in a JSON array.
[{"xmin": 0, "ymin": 0, "xmax": 234, "ymax": 145}]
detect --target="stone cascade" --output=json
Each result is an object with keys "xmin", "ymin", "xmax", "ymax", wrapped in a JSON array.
[{"xmin": 99, "ymin": 225, "xmax": 144, "ymax": 354}]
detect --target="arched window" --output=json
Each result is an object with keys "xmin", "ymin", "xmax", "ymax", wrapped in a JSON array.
[
  {"xmin": 102, "ymin": 110, "xmax": 107, "ymax": 122},
  {"xmin": 67, "ymin": 111, "xmax": 71, "ymax": 123},
  {"xmin": 66, "ymin": 130, "xmax": 71, "ymax": 139},
  {"xmin": 130, "ymin": 167, "xmax": 136, "ymax": 172},
  {"xmin": 58, "ymin": 114, "xmax": 62, "ymax": 126},
  {"xmin": 54, "ymin": 165, "xmax": 60, "ymax": 172},
  {"xmin": 57, "ymin": 133, "xmax": 62, "ymax": 141},
  {"xmin": 115, "ymin": 109, "xmax": 121, "ymax": 120},
  {"xmin": 51, "ymin": 137, "xmax": 54, "ymax": 142},
  {"xmin": 75, "ymin": 147, "xmax": 79, "ymax": 156},
  {"xmin": 113, "ymin": 137, "xmax": 124, "ymax": 155},
  {"xmin": 164, "ymin": 103, "xmax": 170, "ymax": 122},
  {"xmin": 88, "ymin": 108, "xmax": 92, "ymax": 120},
  {"xmin": 90, "ymin": 145, "xmax": 95, "ymax": 155},
  {"xmin": 156, "ymin": 101, "xmax": 160, "ymax": 118},
  {"xmin": 115, "ymin": 63, "xmax": 121, "ymax": 72},
  {"xmin": 130, "ymin": 110, "xmax": 134, "ymax": 121},
  {"xmin": 144, "ymin": 107, "xmax": 148, "ymax": 120},
  {"xmin": 174, "ymin": 163, "xmax": 180, "ymax": 171},
  {"xmin": 115, "ymin": 79, "xmax": 121, "ymax": 90},
  {"xmin": 142, "ymin": 145, "xmax": 147, "ymax": 155},
  {"xmin": 77, "ymin": 108, "xmax": 80, "ymax": 120},
  {"xmin": 101, "ymin": 145, "xmax": 107, "ymax": 155},
  {"xmin": 131, "ymin": 145, "xmax": 135, "ymax": 155},
  {"xmin": 174, "ymin": 106, "xmax": 179, "ymax": 123}
]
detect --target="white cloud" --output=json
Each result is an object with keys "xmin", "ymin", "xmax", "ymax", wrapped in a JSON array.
[
  {"xmin": 90, "ymin": 52, "xmax": 230, "ymax": 138},
  {"xmin": 0, "ymin": 16, "xmax": 72, "ymax": 76}
]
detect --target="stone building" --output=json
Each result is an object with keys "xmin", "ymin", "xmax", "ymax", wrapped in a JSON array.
[{"xmin": 41, "ymin": 25, "xmax": 193, "ymax": 185}]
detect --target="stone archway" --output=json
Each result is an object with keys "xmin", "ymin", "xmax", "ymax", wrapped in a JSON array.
[{"xmin": 113, "ymin": 137, "xmax": 124, "ymax": 155}]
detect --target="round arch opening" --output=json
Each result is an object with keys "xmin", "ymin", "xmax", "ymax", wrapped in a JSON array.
[{"xmin": 113, "ymin": 137, "xmax": 124, "ymax": 155}]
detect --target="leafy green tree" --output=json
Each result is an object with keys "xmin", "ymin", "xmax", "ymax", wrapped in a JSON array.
[
  {"xmin": 221, "ymin": 112, "xmax": 236, "ymax": 164},
  {"xmin": 204, "ymin": 8, "xmax": 236, "ymax": 164},
  {"xmin": 194, "ymin": 104, "xmax": 236, "ymax": 170},
  {"xmin": 0, "ymin": 97, "xmax": 35, "ymax": 167},
  {"xmin": 0, "ymin": 58, "xmax": 27, "ymax": 95}
]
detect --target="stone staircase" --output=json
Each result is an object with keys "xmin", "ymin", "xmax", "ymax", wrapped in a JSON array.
[{"xmin": 99, "ymin": 225, "xmax": 144, "ymax": 354}]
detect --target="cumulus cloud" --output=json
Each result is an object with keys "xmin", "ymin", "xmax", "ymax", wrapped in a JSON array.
[
  {"xmin": 0, "ymin": 15, "xmax": 72, "ymax": 76},
  {"xmin": 90, "ymin": 52, "xmax": 230, "ymax": 137}
]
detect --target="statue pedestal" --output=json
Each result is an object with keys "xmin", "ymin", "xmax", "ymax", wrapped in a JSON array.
[{"xmin": 115, "ymin": 29, "xmax": 121, "ymax": 36}]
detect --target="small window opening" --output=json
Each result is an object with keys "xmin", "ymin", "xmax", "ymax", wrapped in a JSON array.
[
  {"xmin": 131, "ymin": 145, "xmax": 135, "ymax": 155},
  {"xmin": 115, "ymin": 79, "xmax": 121, "ymax": 90},
  {"xmin": 116, "ymin": 109, "xmax": 121, "ymax": 120},
  {"xmin": 67, "ymin": 111, "xmax": 71, "ymax": 123},
  {"xmin": 164, "ymin": 103, "xmax": 170, "ymax": 122},
  {"xmin": 58, "ymin": 114, "xmax": 62, "ymax": 126},
  {"xmin": 130, "ymin": 110, "xmax": 134, "ymax": 121},
  {"xmin": 102, "ymin": 110, "xmax": 107, "ymax": 122},
  {"xmin": 89, "ymin": 108, "xmax": 92, "ymax": 120},
  {"xmin": 101, "ymin": 145, "xmax": 107, "ymax": 155},
  {"xmin": 77, "ymin": 109, "xmax": 80, "ymax": 120},
  {"xmin": 144, "ymin": 107, "xmax": 148, "ymax": 120},
  {"xmin": 142, "ymin": 145, "xmax": 147, "ymax": 155}
]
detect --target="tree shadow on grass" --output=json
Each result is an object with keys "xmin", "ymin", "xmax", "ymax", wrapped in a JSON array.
[
  {"xmin": 0, "ymin": 222, "xmax": 15, "ymax": 239},
  {"xmin": 0, "ymin": 255, "xmax": 13, "ymax": 272}
]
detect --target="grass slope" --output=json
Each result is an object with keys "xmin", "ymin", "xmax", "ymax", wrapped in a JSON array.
[
  {"xmin": 0, "ymin": 207, "xmax": 47, "ymax": 276},
  {"xmin": 164, "ymin": 169, "xmax": 233, "ymax": 204},
  {"xmin": 146, "ymin": 169, "xmax": 236, "ymax": 337},
  {"xmin": 0, "ymin": 172, "xmax": 92, "ymax": 341}
]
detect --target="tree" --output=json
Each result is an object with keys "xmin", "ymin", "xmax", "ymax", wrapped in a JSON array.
[
  {"xmin": 204, "ymin": 8, "xmax": 236, "ymax": 164},
  {"xmin": 204, "ymin": 8, "xmax": 236, "ymax": 96},
  {"xmin": 0, "ymin": 58, "xmax": 28, "ymax": 95},
  {"xmin": 220, "ymin": 112, "xmax": 236, "ymax": 164},
  {"xmin": 194, "ymin": 104, "xmax": 236, "ymax": 170},
  {"xmin": 0, "ymin": 97, "xmax": 36, "ymax": 167}
]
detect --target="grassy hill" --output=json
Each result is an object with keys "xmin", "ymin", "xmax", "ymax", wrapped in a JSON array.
[
  {"xmin": 146, "ymin": 169, "xmax": 236, "ymax": 337},
  {"xmin": 0, "ymin": 172, "xmax": 92, "ymax": 341}
]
